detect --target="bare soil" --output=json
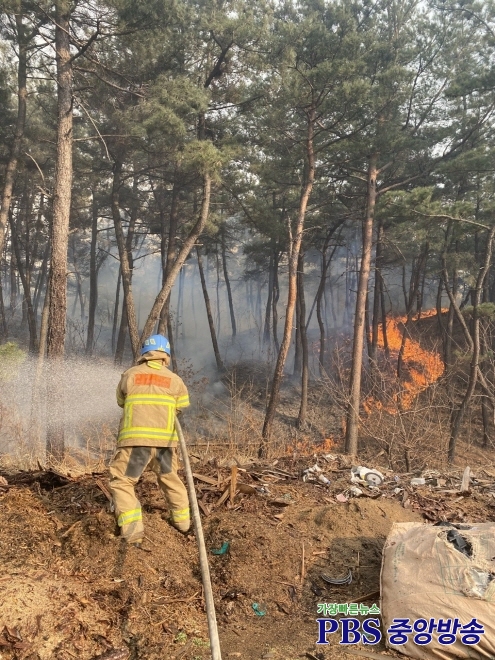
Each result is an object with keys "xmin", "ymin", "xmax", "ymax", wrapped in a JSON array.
[{"xmin": 1, "ymin": 450, "xmax": 494, "ymax": 660}]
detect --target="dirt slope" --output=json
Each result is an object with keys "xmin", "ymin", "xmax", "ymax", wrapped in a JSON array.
[{"xmin": 0, "ymin": 458, "xmax": 492, "ymax": 660}]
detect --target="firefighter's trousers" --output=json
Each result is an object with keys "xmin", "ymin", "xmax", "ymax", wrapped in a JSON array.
[{"xmin": 108, "ymin": 446, "xmax": 190, "ymax": 543}]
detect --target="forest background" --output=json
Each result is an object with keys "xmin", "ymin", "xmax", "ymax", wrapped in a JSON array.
[{"xmin": 1, "ymin": 0, "xmax": 495, "ymax": 469}]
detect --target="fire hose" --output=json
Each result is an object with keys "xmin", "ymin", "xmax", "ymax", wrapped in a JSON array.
[{"xmin": 175, "ymin": 415, "xmax": 223, "ymax": 660}]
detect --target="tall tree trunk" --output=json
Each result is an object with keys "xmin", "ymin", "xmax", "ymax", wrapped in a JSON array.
[
  {"xmin": 74, "ymin": 268, "xmax": 85, "ymax": 321},
  {"xmin": 176, "ymin": 265, "xmax": 185, "ymax": 339},
  {"xmin": 158, "ymin": 178, "xmax": 179, "ymax": 335},
  {"xmin": 293, "ymin": 291, "xmax": 302, "ymax": 377},
  {"xmin": 256, "ymin": 281, "xmax": 262, "ymax": 330},
  {"xmin": 167, "ymin": 315, "xmax": 178, "ymax": 373},
  {"xmin": 370, "ymin": 219, "xmax": 384, "ymax": 364},
  {"xmin": 197, "ymin": 246, "xmax": 224, "ymax": 371},
  {"xmin": 380, "ymin": 275, "xmax": 389, "ymax": 357},
  {"xmin": 417, "ymin": 254, "xmax": 427, "ymax": 317},
  {"xmin": 46, "ymin": 0, "xmax": 73, "ymax": 462},
  {"xmin": 221, "ymin": 224, "xmax": 236, "ymax": 338},
  {"xmin": 260, "ymin": 106, "xmax": 315, "ymax": 456},
  {"xmin": 364, "ymin": 291, "xmax": 372, "ymax": 364},
  {"xmin": 115, "ymin": 297, "xmax": 129, "ymax": 365},
  {"xmin": 448, "ymin": 224, "xmax": 495, "ymax": 462},
  {"xmin": 31, "ymin": 281, "xmax": 50, "ymax": 439},
  {"xmin": 263, "ymin": 252, "xmax": 274, "ymax": 344},
  {"xmin": 0, "ymin": 270, "xmax": 7, "ymax": 340},
  {"xmin": 111, "ymin": 268, "xmax": 121, "ymax": 355},
  {"xmin": 47, "ymin": 0, "xmax": 73, "ymax": 359},
  {"xmin": 480, "ymin": 325, "xmax": 491, "ymax": 448},
  {"xmin": 315, "ymin": 243, "xmax": 339, "ymax": 375},
  {"xmin": 111, "ymin": 161, "xmax": 140, "ymax": 361},
  {"xmin": 115, "ymin": 174, "xmax": 138, "ymax": 364},
  {"xmin": 9, "ymin": 211, "xmax": 38, "ymax": 351},
  {"xmin": 158, "ymin": 178, "xmax": 179, "ymax": 338},
  {"xmin": 272, "ymin": 251, "xmax": 280, "ymax": 352},
  {"xmin": 344, "ymin": 250, "xmax": 351, "ymax": 327},
  {"xmin": 19, "ymin": 183, "xmax": 33, "ymax": 330},
  {"xmin": 316, "ymin": 253, "xmax": 327, "ymax": 377},
  {"xmin": 0, "ymin": 6, "xmax": 27, "ymax": 258},
  {"xmin": 397, "ymin": 243, "xmax": 428, "ymax": 380},
  {"xmin": 38, "ymin": 283, "xmax": 50, "ymax": 357},
  {"xmin": 215, "ymin": 250, "xmax": 221, "ymax": 334},
  {"xmin": 10, "ymin": 231, "xmax": 18, "ymax": 315},
  {"xmin": 141, "ymin": 174, "xmax": 211, "ymax": 342},
  {"xmin": 85, "ymin": 189, "xmax": 99, "ymax": 355},
  {"xmin": 297, "ymin": 252, "xmax": 309, "ymax": 428},
  {"xmin": 345, "ymin": 153, "xmax": 378, "ymax": 456},
  {"xmin": 33, "ymin": 242, "xmax": 49, "ymax": 318}
]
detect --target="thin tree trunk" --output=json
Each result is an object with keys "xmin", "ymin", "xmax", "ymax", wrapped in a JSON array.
[
  {"xmin": 446, "ymin": 272, "xmax": 457, "ymax": 370},
  {"xmin": 316, "ymin": 254, "xmax": 327, "ymax": 376},
  {"xmin": 221, "ymin": 224, "xmax": 236, "ymax": 338},
  {"xmin": 46, "ymin": 0, "xmax": 73, "ymax": 462},
  {"xmin": 141, "ymin": 175, "xmax": 211, "ymax": 342},
  {"xmin": 256, "ymin": 281, "xmax": 262, "ymax": 330},
  {"xmin": 167, "ymin": 315, "xmax": 178, "ymax": 373},
  {"xmin": 263, "ymin": 252, "xmax": 274, "ymax": 344},
  {"xmin": 436, "ymin": 276, "xmax": 446, "ymax": 356},
  {"xmin": 0, "ymin": 7, "xmax": 27, "ymax": 258},
  {"xmin": 0, "ymin": 270, "xmax": 7, "ymax": 340},
  {"xmin": 260, "ymin": 106, "xmax": 316, "ymax": 456},
  {"xmin": 85, "ymin": 189, "xmax": 99, "ymax": 355},
  {"xmin": 111, "ymin": 161, "xmax": 140, "ymax": 361},
  {"xmin": 370, "ymin": 219, "xmax": 384, "ymax": 364},
  {"xmin": 397, "ymin": 243, "xmax": 428, "ymax": 380},
  {"xmin": 417, "ymin": 254, "xmax": 428, "ymax": 317},
  {"xmin": 481, "ymin": 394, "xmax": 491, "ymax": 448},
  {"xmin": 480, "ymin": 325, "xmax": 491, "ymax": 447},
  {"xmin": 197, "ymin": 246, "xmax": 224, "ymax": 371},
  {"xmin": 315, "ymin": 243, "xmax": 339, "ymax": 374},
  {"xmin": 9, "ymin": 210, "xmax": 38, "ymax": 351},
  {"xmin": 20, "ymin": 183, "xmax": 33, "ymax": 329},
  {"xmin": 345, "ymin": 153, "xmax": 378, "ymax": 456},
  {"xmin": 448, "ymin": 224, "xmax": 495, "ymax": 462},
  {"xmin": 111, "ymin": 268, "xmax": 121, "ymax": 354},
  {"xmin": 365, "ymin": 291, "xmax": 372, "ymax": 364},
  {"xmin": 158, "ymin": 177, "xmax": 179, "ymax": 335},
  {"xmin": 176, "ymin": 265, "xmax": 185, "ymax": 339},
  {"xmin": 10, "ymin": 248, "xmax": 17, "ymax": 316},
  {"xmin": 297, "ymin": 253, "xmax": 309, "ymax": 428},
  {"xmin": 293, "ymin": 287, "xmax": 302, "ymax": 377},
  {"xmin": 33, "ymin": 242, "xmax": 49, "ymax": 318},
  {"xmin": 380, "ymin": 276, "xmax": 389, "ymax": 357},
  {"xmin": 30, "ymin": 282, "xmax": 50, "ymax": 441},
  {"xmin": 344, "ymin": 250, "xmax": 351, "ymax": 327},
  {"xmin": 38, "ymin": 283, "xmax": 50, "ymax": 358},
  {"xmin": 215, "ymin": 250, "xmax": 221, "ymax": 335},
  {"xmin": 115, "ymin": 297, "xmax": 128, "ymax": 365},
  {"xmin": 272, "ymin": 251, "xmax": 280, "ymax": 352}
]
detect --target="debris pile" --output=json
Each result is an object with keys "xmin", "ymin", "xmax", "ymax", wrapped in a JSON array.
[
  {"xmin": 186, "ymin": 456, "xmax": 495, "ymax": 526},
  {"xmin": 0, "ymin": 454, "xmax": 494, "ymax": 659}
]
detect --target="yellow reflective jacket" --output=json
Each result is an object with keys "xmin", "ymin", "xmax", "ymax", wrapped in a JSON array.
[{"xmin": 116, "ymin": 356, "xmax": 189, "ymax": 447}]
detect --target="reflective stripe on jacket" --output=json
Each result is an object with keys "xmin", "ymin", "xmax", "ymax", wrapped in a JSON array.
[{"xmin": 116, "ymin": 358, "xmax": 189, "ymax": 448}]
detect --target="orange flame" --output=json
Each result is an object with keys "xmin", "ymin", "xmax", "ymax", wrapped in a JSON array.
[
  {"xmin": 286, "ymin": 435, "xmax": 335, "ymax": 456},
  {"xmin": 364, "ymin": 308, "xmax": 446, "ymax": 414}
]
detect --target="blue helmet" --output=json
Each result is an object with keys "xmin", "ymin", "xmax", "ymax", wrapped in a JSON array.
[{"xmin": 141, "ymin": 334, "xmax": 171, "ymax": 356}]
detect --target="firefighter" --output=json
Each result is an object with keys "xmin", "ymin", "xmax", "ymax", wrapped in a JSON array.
[{"xmin": 108, "ymin": 334, "xmax": 190, "ymax": 546}]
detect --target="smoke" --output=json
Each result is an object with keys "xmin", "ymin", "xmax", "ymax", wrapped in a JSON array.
[
  {"xmin": 2, "ymin": 225, "xmax": 442, "ymax": 376},
  {"xmin": 0, "ymin": 228, "xmax": 445, "ymax": 465}
]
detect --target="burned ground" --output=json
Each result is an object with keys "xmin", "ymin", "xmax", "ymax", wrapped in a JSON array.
[{"xmin": 1, "ymin": 453, "xmax": 494, "ymax": 660}]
